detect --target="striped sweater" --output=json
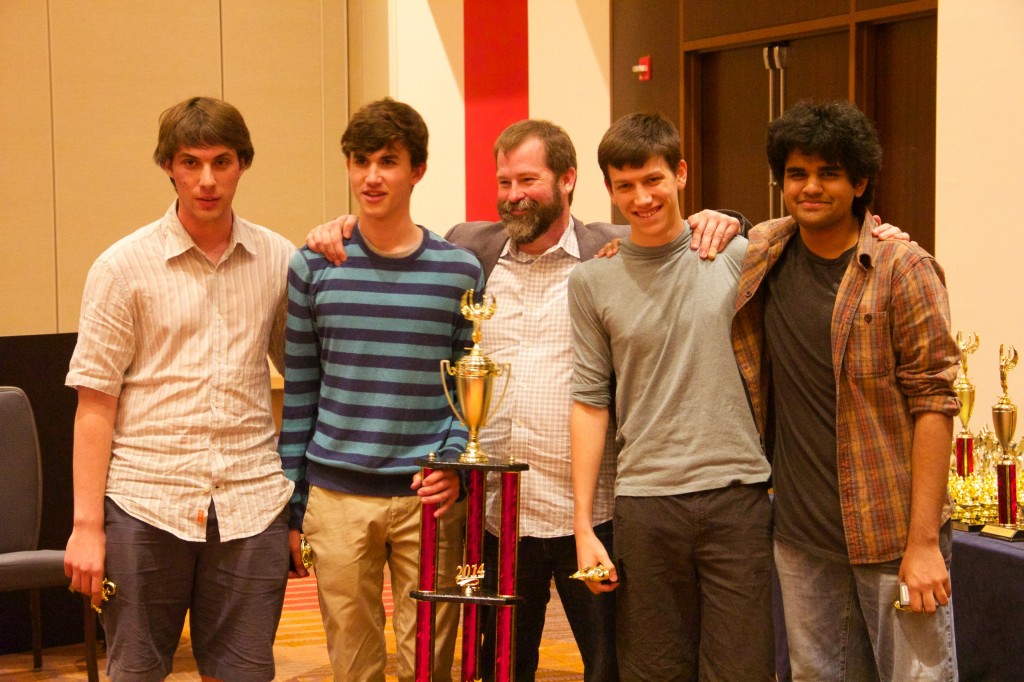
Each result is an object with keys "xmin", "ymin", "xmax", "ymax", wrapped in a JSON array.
[{"xmin": 278, "ymin": 225, "xmax": 484, "ymax": 527}]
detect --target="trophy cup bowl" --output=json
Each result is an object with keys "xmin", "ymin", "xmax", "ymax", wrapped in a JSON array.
[
  {"xmin": 992, "ymin": 403, "xmax": 1017, "ymax": 456},
  {"xmin": 956, "ymin": 377, "xmax": 975, "ymax": 434},
  {"xmin": 441, "ymin": 354, "xmax": 510, "ymax": 464}
]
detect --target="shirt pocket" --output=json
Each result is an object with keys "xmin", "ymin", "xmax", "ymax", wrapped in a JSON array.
[{"xmin": 844, "ymin": 310, "xmax": 893, "ymax": 378}]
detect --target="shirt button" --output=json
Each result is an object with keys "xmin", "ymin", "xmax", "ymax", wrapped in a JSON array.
[{"xmin": 864, "ymin": 313, "xmax": 873, "ymax": 323}]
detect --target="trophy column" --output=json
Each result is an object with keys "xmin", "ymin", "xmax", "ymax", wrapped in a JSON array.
[
  {"xmin": 981, "ymin": 345, "xmax": 1023, "ymax": 541},
  {"xmin": 954, "ymin": 332, "xmax": 978, "ymax": 477},
  {"xmin": 411, "ymin": 291, "xmax": 529, "ymax": 682},
  {"xmin": 949, "ymin": 331, "xmax": 989, "ymax": 531}
]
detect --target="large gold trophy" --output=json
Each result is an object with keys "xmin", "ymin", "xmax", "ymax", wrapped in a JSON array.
[
  {"xmin": 981, "ymin": 345, "xmax": 1022, "ymax": 541},
  {"xmin": 412, "ymin": 290, "xmax": 528, "ymax": 682},
  {"xmin": 440, "ymin": 291, "xmax": 511, "ymax": 464}
]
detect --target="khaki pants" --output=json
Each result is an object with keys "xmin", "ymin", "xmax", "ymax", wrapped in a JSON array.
[{"xmin": 304, "ymin": 486, "xmax": 466, "ymax": 682}]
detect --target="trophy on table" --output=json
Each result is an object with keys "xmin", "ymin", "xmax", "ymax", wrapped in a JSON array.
[
  {"xmin": 954, "ymin": 332, "xmax": 979, "ymax": 477},
  {"xmin": 949, "ymin": 332, "xmax": 988, "ymax": 531},
  {"xmin": 411, "ymin": 290, "xmax": 529, "ymax": 682},
  {"xmin": 980, "ymin": 345, "xmax": 1023, "ymax": 541}
]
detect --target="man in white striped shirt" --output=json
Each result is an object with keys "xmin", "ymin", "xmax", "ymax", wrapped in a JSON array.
[{"xmin": 64, "ymin": 97, "xmax": 295, "ymax": 682}]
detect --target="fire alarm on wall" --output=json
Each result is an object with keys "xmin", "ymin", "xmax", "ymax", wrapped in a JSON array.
[{"xmin": 632, "ymin": 55, "xmax": 651, "ymax": 81}]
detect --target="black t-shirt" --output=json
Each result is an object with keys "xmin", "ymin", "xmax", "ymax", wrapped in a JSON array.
[{"xmin": 765, "ymin": 235, "xmax": 853, "ymax": 560}]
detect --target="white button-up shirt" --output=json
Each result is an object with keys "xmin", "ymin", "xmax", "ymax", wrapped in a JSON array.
[{"xmin": 66, "ymin": 203, "xmax": 294, "ymax": 541}]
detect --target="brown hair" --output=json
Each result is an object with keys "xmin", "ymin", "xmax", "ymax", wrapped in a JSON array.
[
  {"xmin": 494, "ymin": 119, "xmax": 578, "ymax": 203},
  {"xmin": 341, "ymin": 98, "xmax": 429, "ymax": 167},
  {"xmin": 153, "ymin": 97, "xmax": 254, "ymax": 169}
]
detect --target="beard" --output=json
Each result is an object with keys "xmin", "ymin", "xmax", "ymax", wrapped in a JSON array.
[{"xmin": 497, "ymin": 190, "xmax": 565, "ymax": 247}]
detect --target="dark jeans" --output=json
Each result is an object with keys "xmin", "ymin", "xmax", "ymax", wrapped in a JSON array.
[
  {"xmin": 479, "ymin": 521, "xmax": 618, "ymax": 681},
  {"xmin": 615, "ymin": 485, "xmax": 774, "ymax": 682}
]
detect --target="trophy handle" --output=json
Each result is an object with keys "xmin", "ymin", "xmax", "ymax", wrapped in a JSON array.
[
  {"xmin": 479, "ymin": 363, "xmax": 512, "ymax": 431},
  {"xmin": 440, "ymin": 360, "xmax": 466, "ymax": 426}
]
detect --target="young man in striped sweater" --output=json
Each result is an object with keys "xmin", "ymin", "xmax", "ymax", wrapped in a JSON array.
[{"xmin": 277, "ymin": 98, "xmax": 484, "ymax": 681}]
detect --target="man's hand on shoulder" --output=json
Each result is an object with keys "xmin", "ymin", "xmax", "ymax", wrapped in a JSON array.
[
  {"xmin": 871, "ymin": 216, "xmax": 915, "ymax": 246},
  {"xmin": 687, "ymin": 209, "xmax": 743, "ymax": 260},
  {"xmin": 306, "ymin": 215, "xmax": 357, "ymax": 265}
]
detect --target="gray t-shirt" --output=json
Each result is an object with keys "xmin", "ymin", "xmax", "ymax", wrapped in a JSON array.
[{"xmin": 569, "ymin": 228, "xmax": 770, "ymax": 497}]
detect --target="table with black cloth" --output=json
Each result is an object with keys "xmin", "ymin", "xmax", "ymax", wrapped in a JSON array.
[{"xmin": 951, "ymin": 530, "xmax": 1024, "ymax": 681}]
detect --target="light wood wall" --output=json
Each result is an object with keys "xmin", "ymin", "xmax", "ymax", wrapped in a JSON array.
[
  {"xmin": 0, "ymin": 0, "xmax": 349, "ymax": 336},
  {"xmin": 936, "ymin": 0, "xmax": 1024, "ymax": 409}
]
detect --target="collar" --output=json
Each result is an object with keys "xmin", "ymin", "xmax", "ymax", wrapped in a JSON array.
[
  {"xmin": 852, "ymin": 211, "xmax": 880, "ymax": 272},
  {"xmin": 161, "ymin": 201, "xmax": 252, "ymax": 262}
]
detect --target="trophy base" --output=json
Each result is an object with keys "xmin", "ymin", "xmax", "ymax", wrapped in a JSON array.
[
  {"xmin": 979, "ymin": 524, "xmax": 1024, "ymax": 541},
  {"xmin": 411, "ymin": 587, "xmax": 523, "ymax": 605},
  {"xmin": 415, "ymin": 456, "xmax": 529, "ymax": 472},
  {"xmin": 952, "ymin": 520, "xmax": 985, "ymax": 532}
]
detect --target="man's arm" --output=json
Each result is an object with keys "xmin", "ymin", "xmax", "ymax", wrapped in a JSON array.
[
  {"xmin": 64, "ymin": 387, "xmax": 117, "ymax": 606},
  {"xmin": 571, "ymin": 401, "xmax": 618, "ymax": 593},
  {"xmin": 899, "ymin": 411, "xmax": 953, "ymax": 613},
  {"xmin": 306, "ymin": 215, "xmax": 358, "ymax": 265},
  {"xmin": 277, "ymin": 252, "xmax": 322, "ymax": 573}
]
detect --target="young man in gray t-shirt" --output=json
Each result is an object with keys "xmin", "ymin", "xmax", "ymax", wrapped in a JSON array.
[{"xmin": 569, "ymin": 113, "xmax": 774, "ymax": 680}]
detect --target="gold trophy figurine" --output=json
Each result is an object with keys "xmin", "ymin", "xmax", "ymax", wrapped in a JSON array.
[
  {"xmin": 440, "ymin": 290, "xmax": 511, "ymax": 464},
  {"xmin": 981, "ymin": 345, "xmax": 1022, "ymax": 541}
]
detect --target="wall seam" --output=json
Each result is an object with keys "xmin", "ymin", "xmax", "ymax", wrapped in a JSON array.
[{"xmin": 47, "ymin": 0, "xmax": 59, "ymax": 332}]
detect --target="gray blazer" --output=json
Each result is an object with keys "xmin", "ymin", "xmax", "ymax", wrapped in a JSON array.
[{"xmin": 444, "ymin": 217, "xmax": 629, "ymax": 280}]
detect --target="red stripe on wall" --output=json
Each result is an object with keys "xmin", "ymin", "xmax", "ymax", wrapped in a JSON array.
[{"xmin": 464, "ymin": 0, "xmax": 530, "ymax": 221}]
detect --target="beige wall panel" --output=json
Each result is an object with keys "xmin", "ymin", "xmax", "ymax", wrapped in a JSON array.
[
  {"xmin": 529, "ymin": 0, "xmax": 611, "ymax": 223},
  {"xmin": 348, "ymin": 0, "xmax": 391, "ymax": 108},
  {"xmin": 936, "ymin": 0, "xmax": 1024, "ymax": 409},
  {"xmin": 50, "ymin": 1, "xmax": 222, "ymax": 332},
  {"xmin": 222, "ymin": 0, "xmax": 348, "ymax": 245},
  {"xmin": 0, "ymin": 1, "xmax": 57, "ymax": 335},
  {"xmin": 393, "ymin": 0, "xmax": 465, "ymax": 233},
  {"xmin": 322, "ymin": 1, "xmax": 350, "ymax": 225}
]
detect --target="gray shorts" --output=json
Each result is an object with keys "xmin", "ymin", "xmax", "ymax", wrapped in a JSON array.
[{"xmin": 102, "ymin": 498, "xmax": 289, "ymax": 682}]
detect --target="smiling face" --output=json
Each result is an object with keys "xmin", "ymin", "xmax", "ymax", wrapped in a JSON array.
[
  {"xmin": 605, "ymin": 155, "xmax": 688, "ymax": 247},
  {"xmin": 346, "ymin": 143, "xmax": 425, "ymax": 227},
  {"xmin": 495, "ymin": 137, "xmax": 573, "ymax": 247},
  {"xmin": 163, "ymin": 145, "xmax": 244, "ymax": 231},
  {"xmin": 782, "ymin": 151, "xmax": 866, "ymax": 237}
]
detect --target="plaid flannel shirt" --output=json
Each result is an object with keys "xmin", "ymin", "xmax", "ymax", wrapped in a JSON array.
[{"xmin": 732, "ymin": 213, "xmax": 960, "ymax": 564}]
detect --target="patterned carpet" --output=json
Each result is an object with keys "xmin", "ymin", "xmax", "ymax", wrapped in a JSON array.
[{"xmin": 0, "ymin": 574, "xmax": 584, "ymax": 680}]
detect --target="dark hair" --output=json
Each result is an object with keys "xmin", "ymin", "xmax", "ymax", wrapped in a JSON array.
[
  {"xmin": 597, "ymin": 112, "xmax": 681, "ymax": 186},
  {"xmin": 494, "ymin": 119, "xmax": 577, "ymax": 203},
  {"xmin": 153, "ymin": 97, "xmax": 254, "ymax": 169},
  {"xmin": 341, "ymin": 97, "xmax": 428, "ymax": 167},
  {"xmin": 767, "ymin": 100, "xmax": 882, "ymax": 218}
]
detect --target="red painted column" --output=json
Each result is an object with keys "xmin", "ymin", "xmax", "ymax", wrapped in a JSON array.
[
  {"xmin": 414, "ymin": 464, "xmax": 439, "ymax": 681},
  {"xmin": 464, "ymin": 0, "xmax": 530, "ymax": 221}
]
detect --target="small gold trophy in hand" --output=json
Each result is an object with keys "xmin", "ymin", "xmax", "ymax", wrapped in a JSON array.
[{"xmin": 440, "ymin": 290, "xmax": 511, "ymax": 464}]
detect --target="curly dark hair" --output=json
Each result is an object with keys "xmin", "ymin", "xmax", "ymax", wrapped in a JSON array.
[
  {"xmin": 767, "ymin": 100, "xmax": 882, "ymax": 218},
  {"xmin": 341, "ymin": 98, "xmax": 428, "ymax": 168}
]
